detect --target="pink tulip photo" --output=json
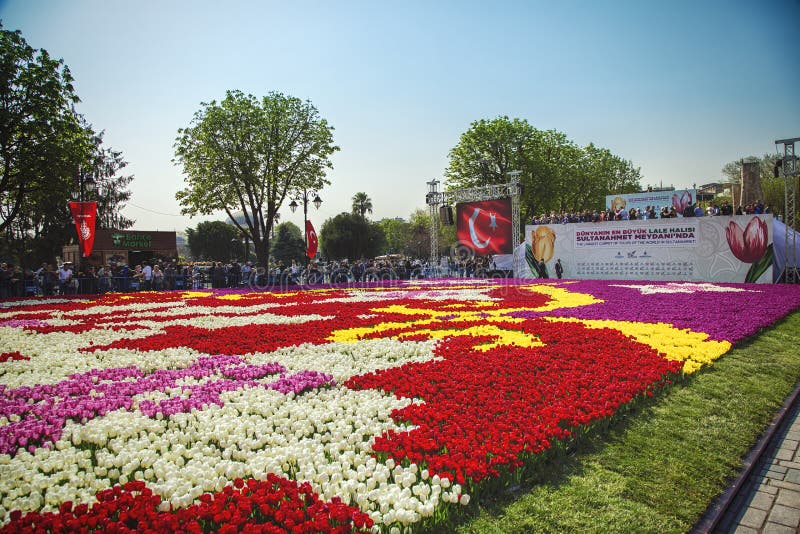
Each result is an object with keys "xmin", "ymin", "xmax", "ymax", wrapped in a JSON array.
[
  {"xmin": 726, "ymin": 217, "xmax": 768, "ymax": 263},
  {"xmin": 672, "ymin": 191, "xmax": 692, "ymax": 214}
]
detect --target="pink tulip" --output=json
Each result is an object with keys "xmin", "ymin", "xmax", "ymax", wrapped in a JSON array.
[
  {"xmin": 672, "ymin": 191, "xmax": 692, "ymax": 213},
  {"xmin": 726, "ymin": 217, "xmax": 768, "ymax": 263}
]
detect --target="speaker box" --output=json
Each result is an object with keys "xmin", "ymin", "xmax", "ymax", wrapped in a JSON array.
[{"xmin": 439, "ymin": 205, "xmax": 454, "ymax": 225}]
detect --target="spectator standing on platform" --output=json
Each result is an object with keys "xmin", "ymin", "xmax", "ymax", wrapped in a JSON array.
[
  {"xmin": 555, "ymin": 259, "xmax": 564, "ymax": 279},
  {"xmin": 721, "ymin": 201, "xmax": 733, "ymax": 215}
]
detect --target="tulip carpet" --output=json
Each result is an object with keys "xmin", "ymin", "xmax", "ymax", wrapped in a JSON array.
[{"xmin": 1, "ymin": 279, "xmax": 799, "ymax": 532}]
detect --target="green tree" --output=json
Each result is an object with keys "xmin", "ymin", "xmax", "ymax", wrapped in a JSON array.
[
  {"xmin": 185, "ymin": 221, "xmax": 242, "ymax": 261},
  {"xmin": 0, "ymin": 22, "xmax": 82, "ymax": 235},
  {"xmin": 0, "ymin": 24, "xmax": 134, "ymax": 265},
  {"xmin": 376, "ymin": 218, "xmax": 409, "ymax": 255},
  {"xmin": 174, "ymin": 90, "xmax": 338, "ymax": 266},
  {"xmin": 445, "ymin": 116, "xmax": 641, "ymax": 221},
  {"xmin": 319, "ymin": 212, "xmax": 385, "ymax": 260},
  {"xmin": 351, "ymin": 192, "xmax": 373, "ymax": 218},
  {"xmin": 270, "ymin": 222, "xmax": 305, "ymax": 264},
  {"xmin": 405, "ymin": 209, "xmax": 432, "ymax": 259},
  {"xmin": 91, "ymin": 131, "xmax": 136, "ymax": 231}
]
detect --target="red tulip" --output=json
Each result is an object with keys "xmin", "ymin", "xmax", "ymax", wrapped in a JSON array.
[
  {"xmin": 672, "ymin": 190, "xmax": 692, "ymax": 213},
  {"xmin": 726, "ymin": 217, "xmax": 768, "ymax": 263}
]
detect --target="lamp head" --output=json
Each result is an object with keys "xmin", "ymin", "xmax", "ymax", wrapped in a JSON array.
[{"xmin": 83, "ymin": 174, "xmax": 96, "ymax": 195}]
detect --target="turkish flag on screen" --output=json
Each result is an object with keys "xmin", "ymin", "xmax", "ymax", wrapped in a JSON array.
[
  {"xmin": 305, "ymin": 220, "xmax": 318, "ymax": 259},
  {"xmin": 456, "ymin": 198, "xmax": 513, "ymax": 255},
  {"xmin": 68, "ymin": 201, "xmax": 97, "ymax": 258}
]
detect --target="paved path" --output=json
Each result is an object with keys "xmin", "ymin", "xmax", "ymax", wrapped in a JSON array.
[{"xmin": 709, "ymin": 386, "xmax": 800, "ymax": 533}]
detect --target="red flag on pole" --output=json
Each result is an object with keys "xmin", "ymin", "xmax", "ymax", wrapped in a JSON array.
[
  {"xmin": 305, "ymin": 220, "xmax": 318, "ymax": 259},
  {"xmin": 68, "ymin": 201, "xmax": 98, "ymax": 257},
  {"xmin": 456, "ymin": 198, "xmax": 513, "ymax": 255}
]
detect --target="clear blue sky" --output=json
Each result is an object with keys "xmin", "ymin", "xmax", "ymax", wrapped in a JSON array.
[{"xmin": 1, "ymin": 0, "xmax": 798, "ymax": 231}]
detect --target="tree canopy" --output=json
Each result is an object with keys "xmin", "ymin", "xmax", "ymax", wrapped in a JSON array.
[
  {"xmin": 445, "ymin": 116, "xmax": 642, "ymax": 221},
  {"xmin": 319, "ymin": 212, "xmax": 385, "ymax": 260},
  {"xmin": 174, "ymin": 90, "xmax": 338, "ymax": 266},
  {"xmin": 351, "ymin": 192, "xmax": 373, "ymax": 218},
  {"xmin": 185, "ymin": 221, "xmax": 243, "ymax": 261},
  {"xmin": 0, "ymin": 23, "xmax": 134, "ymax": 265},
  {"xmin": 270, "ymin": 222, "xmax": 305, "ymax": 265}
]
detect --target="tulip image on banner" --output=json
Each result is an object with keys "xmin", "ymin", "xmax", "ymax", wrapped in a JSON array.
[
  {"xmin": 456, "ymin": 198, "xmax": 513, "ymax": 255},
  {"xmin": 672, "ymin": 190, "xmax": 693, "ymax": 217},
  {"xmin": 725, "ymin": 216, "xmax": 773, "ymax": 283},
  {"xmin": 305, "ymin": 220, "xmax": 318, "ymax": 259},
  {"xmin": 68, "ymin": 201, "xmax": 97, "ymax": 257}
]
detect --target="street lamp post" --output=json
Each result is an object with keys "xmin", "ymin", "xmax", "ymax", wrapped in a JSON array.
[
  {"xmin": 288, "ymin": 189, "xmax": 322, "ymax": 263},
  {"xmin": 77, "ymin": 166, "xmax": 96, "ymax": 203}
]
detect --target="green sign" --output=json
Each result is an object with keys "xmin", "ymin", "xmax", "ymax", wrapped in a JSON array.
[{"xmin": 111, "ymin": 233, "xmax": 152, "ymax": 249}]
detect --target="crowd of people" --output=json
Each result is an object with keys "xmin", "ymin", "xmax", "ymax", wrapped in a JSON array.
[
  {"xmin": 530, "ymin": 200, "xmax": 770, "ymax": 225},
  {"xmin": 0, "ymin": 254, "xmax": 501, "ymax": 298}
]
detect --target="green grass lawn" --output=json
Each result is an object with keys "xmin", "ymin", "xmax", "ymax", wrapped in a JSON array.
[{"xmin": 454, "ymin": 310, "xmax": 800, "ymax": 534}]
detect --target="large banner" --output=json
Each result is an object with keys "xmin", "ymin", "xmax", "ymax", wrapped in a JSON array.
[
  {"xmin": 606, "ymin": 189, "xmax": 697, "ymax": 217},
  {"xmin": 456, "ymin": 198, "xmax": 513, "ymax": 255},
  {"xmin": 514, "ymin": 215, "xmax": 774, "ymax": 283},
  {"xmin": 68, "ymin": 201, "xmax": 98, "ymax": 258}
]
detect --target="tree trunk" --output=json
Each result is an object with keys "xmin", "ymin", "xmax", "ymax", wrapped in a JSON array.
[{"xmin": 254, "ymin": 237, "xmax": 270, "ymax": 266}]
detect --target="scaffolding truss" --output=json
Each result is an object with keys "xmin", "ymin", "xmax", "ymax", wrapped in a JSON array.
[
  {"xmin": 777, "ymin": 137, "xmax": 799, "ymax": 283},
  {"xmin": 425, "ymin": 176, "xmax": 523, "ymax": 263}
]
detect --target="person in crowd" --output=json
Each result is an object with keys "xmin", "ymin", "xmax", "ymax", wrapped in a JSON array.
[
  {"xmin": 191, "ymin": 264, "xmax": 204, "ymax": 289},
  {"xmin": 0, "ymin": 262, "xmax": 12, "ymax": 298},
  {"xmin": 79, "ymin": 265, "xmax": 97, "ymax": 294},
  {"xmin": 240, "ymin": 262, "xmax": 252, "ymax": 286},
  {"xmin": 97, "ymin": 265, "xmax": 112, "ymax": 293},
  {"xmin": 132, "ymin": 265, "xmax": 144, "ymax": 290},
  {"xmin": 211, "ymin": 261, "xmax": 227, "ymax": 288},
  {"xmin": 58, "ymin": 262, "xmax": 74, "ymax": 295},
  {"xmin": 555, "ymin": 258, "xmax": 564, "ymax": 279},
  {"xmin": 152, "ymin": 264, "xmax": 164, "ymax": 290},
  {"xmin": 228, "ymin": 260, "xmax": 240, "ymax": 287},
  {"xmin": 119, "ymin": 264, "xmax": 131, "ymax": 292},
  {"xmin": 162, "ymin": 263, "xmax": 175, "ymax": 290},
  {"xmin": 721, "ymin": 201, "xmax": 733, "ymax": 215},
  {"xmin": 142, "ymin": 262, "xmax": 153, "ymax": 290}
]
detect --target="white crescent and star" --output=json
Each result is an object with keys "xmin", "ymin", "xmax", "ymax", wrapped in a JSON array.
[{"xmin": 468, "ymin": 208, "xmax": 495, "ymax": 249}]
